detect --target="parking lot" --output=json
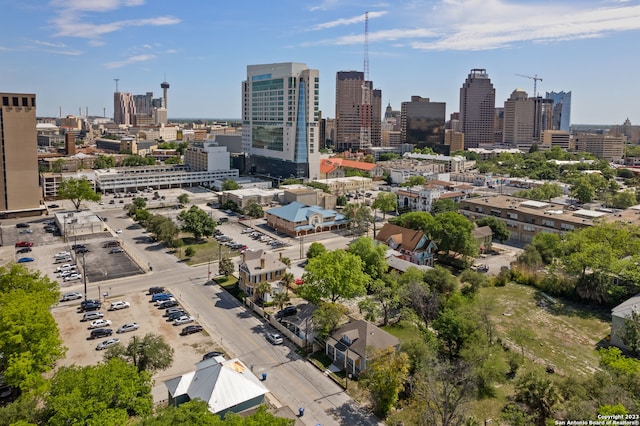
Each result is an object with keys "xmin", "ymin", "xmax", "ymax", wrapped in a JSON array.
[{"xmin": 52, "ymin": 286, "xmax": 224, "ymax": 400}]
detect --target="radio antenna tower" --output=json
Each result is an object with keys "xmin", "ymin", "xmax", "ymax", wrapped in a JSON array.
[
  {"xmin": 363, "ymin": 11, "xmax": 369, "ymax": 81},
  {"xmin": 359, "ymin": 11, "xmax": 371, "ymax": 149},
  {"xmin": 113, "ymin": 78, "xmax": 120, "ymax": 93}
]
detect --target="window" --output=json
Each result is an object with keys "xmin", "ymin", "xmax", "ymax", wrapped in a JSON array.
[
  {"xmin": 541, "ymin": 219, "xmax": 555, "ymax": 228},
  {"xmin": 12, "ymin": 97, "xmax": 18, "ymax": 106},
  {"xmin": 2, "ymin": 97, "xmax": 8, "ymax": 106},
  {"xmin": 507, "ymin": 212, "xmax": 518, "ymax": 220},
  {"xmin": 22, "ymin": 97, "xmax": 28, "ymax": 107},
  {"xmin": 523, "ymin": 224, "xmax": 535, "ymax": 232}
]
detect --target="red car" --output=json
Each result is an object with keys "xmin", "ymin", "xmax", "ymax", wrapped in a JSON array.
[{"xmin": 15, "ymin": 241, "xmax": 33, "ymax": 248}]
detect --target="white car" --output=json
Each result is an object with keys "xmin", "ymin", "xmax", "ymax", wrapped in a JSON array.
[
  {"xmin": 63, "ymin": 273, "xmax": 82, "ymax": 282},
  {"xmin": 117, "ymin": 322, "xmax": 139, "ymax": 333},
  {"xmin": 173, "ymin": 315, "xmax": 195, "ymax": 326},
  {"xmin": 56, "ymin": 264, "xmax": 76, "ymax": 272},
  {"xmin": 89, "ymin": 319, "xmax": 112, "ymax": 329},
  {"xmin": 109, "ymin": 301, "xmax": 130, "ymax": 311},
  {"xmin": 96, "ymin": 338, "xmax": 120, "ymax": 350},
  {"xmin": 58, "ymin": 269, "xmax": 77, "ymax": 277},
  {"xmin": 114, "ymin": 229, "xmax": 122, "ymax": 234},
  {"xmin": 60, "ymin": 291, "xmax": 82, "ymax": 302},
  {"xmin": 266, "ymin": 333, "xmax": 284, "ymax": 345}
]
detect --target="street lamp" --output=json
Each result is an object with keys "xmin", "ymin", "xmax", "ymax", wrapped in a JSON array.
[{"xmin": 81, "ymin": 252, "xmax": 87, "ymax": 300}]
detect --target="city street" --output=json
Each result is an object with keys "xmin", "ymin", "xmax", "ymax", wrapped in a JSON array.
[{"xmin": 61, "ymin": 203, "xmax": 381, "ymax": 426}]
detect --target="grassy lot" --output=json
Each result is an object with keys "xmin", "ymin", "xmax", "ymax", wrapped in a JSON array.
[
  {"xmin": 173, "ymin": 235, "xmax": 239, "ymax": 265},
  {"xmin": 481, "ymin": 282, "xmax": 611, "ymax": 376},
  {"xmin": 382, "ymin": 321, "xmax": 425, "ymax": 345}
]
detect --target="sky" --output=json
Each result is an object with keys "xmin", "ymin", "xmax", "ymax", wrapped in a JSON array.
[{"xmin": 1, "ymin": 0, "xmax": 639, "ymax": 125}]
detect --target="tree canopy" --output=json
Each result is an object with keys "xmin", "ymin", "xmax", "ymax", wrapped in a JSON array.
[
  {"xmin": 221, "ymin": 180, "xmax": 241, "ymax": 191},
  {"xmin": 177, "ymin": 206, "xmax": 217, "ymax": 240},
  {"xmin": 371, "ymin": 192, "xmax": 398, "ymax": 219},
  {"xmin": 104, "ymin": 333, "xmax": 174, "ymax": 373},
  {"xmin": 347, "ymin": 237, "xmax": 388, "ymax": 281},
  {"xmin": 301, "ymin": 249, "xmax": 369, "ymax": 303},
  {"xmin": 57, "ymin": 177, "xmax": 101, "ymax": 210}
]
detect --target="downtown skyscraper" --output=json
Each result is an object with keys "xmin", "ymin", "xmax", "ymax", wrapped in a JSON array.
[
  {"xmin": 335, "ymin": 71, "xmax": 382, "ymax": 151},
  {"xmin": 459, "ymin": 69, "xmax": 496, "ymax": 148},
  {"xmin": 546, "ymin": 91, "xmax": 572, "ymax": 132},
  {"xmin": 242, "ymin": 62, "xmax": 320, "ymax": 179}
]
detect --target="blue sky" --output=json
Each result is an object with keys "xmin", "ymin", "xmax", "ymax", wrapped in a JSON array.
[{"xmin": 1, "ymin": 0, "xmax": 639, "ymax": 125}]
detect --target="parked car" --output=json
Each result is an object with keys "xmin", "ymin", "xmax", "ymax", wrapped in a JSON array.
[
  {"xmin": 109, "ymin": 248, "xmax": 124, "ymax": 254},
  {"xmin": 275, "ymin": 306, "xmax": 298, "ymax": 319},
  {"xmin": 19, "ymin": 229, "xmax": 33, "ymax": 234},
  {"xmin": 56, "ymin": 263, "xmax": 76, "ymax": 272},
  {"xmin": 15, "ymin": 241, "xmax": 33, "ymax": 248},
  {"xmin": 151, "ymin": 293, "xmax": 173, "ymax": 303},
  {"xmin": 87, "ymin": 328, "xmax": 112, "ymax": 340},
  {"xmin": 75, "ymin": 247, "xmax": 90, "ymax": 254},
  {"xmin": 202, "ymin": 351, "xmax": 224, "ymax": 360},
  {"xmin": 102, "ymin": 241, "xmax": 120, "ymax": 248},
  {"xmin": 16, "ymin": 247, "xmax": 32, "ymax": 254},
  {"xmin": 88, "ymin": 319, "xmax": 112, "ymax": 329},
  {"xmin": 180, "ymin": 325, "xmax": 203, "ymax": 336},
  {"xmin": 54, "ymin": 257, "xmax": 72, "ymax": 264},
  {"xmin": 266, "ymin": 333, "xmax": 284, "ymax": 345},
  {"xmin": 167, "ymin": 310, "xmax": 188, "ymax": 321},
  {"xmin": 173, "ymin": 315, "xmax": 195, "ymax": 325},
  {"xmin": 164, "ymin": 306, "xmax": 185, "ymax": 316},
  {"xmin": 60, "ymin": 291, "xmax": 82, "ymax": 302},
  {"xmin": 16, "ymin": 223, "xmax": 30, "ymax": 228},
  {"xmin": 96, "ymin": 338, "xmax": 120, "ymax": 351},
  {"xmin": 71, "ymin": 244, "xmax": 85, "ymax": 250},
  {"xmin": 82, "ymin": 311, "xmax": 104, "ymax": 322},
  {"xmin": 148, "ymin": 286, "xmax": 165, "ymax": 295},
  {"xmin": 114, "ymin": 229, "xmax": 122, "ymax": 234},
  {"xmin": 49, "ymin": 204, "xmax": 59, "ymax": 208},
  {"xmin": 17, "ymin": 257, "xmax": 34, "ymax": 263},
  {"xmin": 54, "ymin": 251, "xmax": 71, "ymax": 257},
  {"xmin": 158, "ymin": 299, "xmax": 178, "ymax": 309},
  {"xmin": 117, "ymin": 322, "xmax": 139, "ymax": 333},
  {"xmin": 59, "ymin": 270, "xmax": 77, "ymax": 278},
  {"xmin": 80, "ymin": 302, "xmax": 101, "ymax": 312},
  {"xmin": 109, "ymin": 301, "xmax": 130, "ymax": 311},
  {"xmin": 64, "ymin": 273, "xmax": 82, "ymax": 282}
]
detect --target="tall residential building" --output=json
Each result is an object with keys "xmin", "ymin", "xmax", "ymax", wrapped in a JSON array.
[
  {"xmin": 400, "ymin": 96, "xmax": 446, "ymax": 148},
  {"xmin": 335, "ymin": 71, "xmax": 382, "ymax": 151},
  {"xmin": 545, "ymin": 91, "xmax": 571, "ymax": 132},
  {"xmin": 459, "ymin": 69, "xmax": 495, "ymax": 148},
  {"xmin": 503, "ymin": 89, "xmax": 534, "ymax": 148},
  {"xmin": 242, "ymin": 62, "xmax": 320, "ymax": 180},
  {"xmin": 0, "ymin": 93, "xmax": 42, "ymax": 215},
  {"xmin": 114, "ymin": 92, "xmax": 135, "ymax": 125}
]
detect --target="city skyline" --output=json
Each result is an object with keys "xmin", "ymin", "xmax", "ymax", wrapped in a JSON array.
[{"xmin": 1, "ymin": 0, "xmax": 639, "ymax": 124}]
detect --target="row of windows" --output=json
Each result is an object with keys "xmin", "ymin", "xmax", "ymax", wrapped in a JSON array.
[{"xmin": 2, "ymin": 96, "xmax": 35, "ymax": 107}]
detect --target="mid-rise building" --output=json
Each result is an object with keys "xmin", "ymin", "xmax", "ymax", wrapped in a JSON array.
[
  {"xmin": 459, "ymin": 69, "xmax": 496, "ymax": 148},
  {"xmin": 573, "ymin": 134, "xmax": 625, "ymax": 161},
  {"xmin": 242, "ymin": 62, "xmax": 320, "ymax": 179},
  {"xmin": 0, "ymin": 93, "xmax": 43, "ymax": 216},
  {"xmin": 335, "ymin": 71, "xmax": 382, "ymax": 151},
  {"xmin": 541, "ymin": 130, "xmax": 571, "ymax": 150},
  {"xmin": 445, "ymin": 130, "xmax": 464, "ymax": 152},
  {"xmin": 184, "ymin": 144, "xmax": 231, "ymax": 172},
  {"xmin": 400, "ymin": 96, "xmax": 446, "ymax": 148},
  {"xmin": 503, "ymin": 89, "xmax": 535, "ymax": 148},
  {"xmin": 114, "ymin": 92, "xmax": 135, "ymax": 125},
  {"xmin": 545, "ymin": 91, "xmax": 572, "ymax": 132}
]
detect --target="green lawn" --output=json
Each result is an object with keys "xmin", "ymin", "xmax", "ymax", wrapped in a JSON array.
[
  {"xmin": 173, "ymin": 236, "xmax": 239, "ymax": 266},
  {"xmin": 382, "ymin": 321, "xmax": 425, "ymax": 344},
  {"xmin": 481, "ymin": 282, "xmax": 611, "ymax": 376}
]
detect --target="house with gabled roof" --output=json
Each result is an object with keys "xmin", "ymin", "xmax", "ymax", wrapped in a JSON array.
[
  {"xmin": 610, "ymin": 293, "xmax": 640, "ymax": 352},
  {"xmin": 265, "ymin": 201, "xmax": 349, "ymax": 236},
  {"xmin": 238, "ymin": 249, "xmax": 287, "ymax": 300},
  {"xmin": 326, "ymin": 320, "xmax": 401, "ymax": 376},
  {"xmin": 319, "ymin": 157, "xmax": 384, "ymax": 179},
  {"xmin": 375, "ymin": 223, "xmax": 437, "ymax": 266},
  {"xmin": 165, "ymin": 357, "xmax": 268, "ymax": 416}
]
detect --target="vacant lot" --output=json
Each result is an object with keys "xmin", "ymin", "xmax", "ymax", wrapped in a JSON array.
[
  {"xmin": 482, "ymin": 282, "xmax": 611, "ymax": 376},
  {"xmin": 51, "ymin": 288, "xmax": 225, "ymax": 401}
]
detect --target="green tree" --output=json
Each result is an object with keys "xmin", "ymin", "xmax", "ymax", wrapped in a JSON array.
[
  {"xmin": 612, "ymin": 190, "xmax": 637, "ymax": 209},
  {"xmin": 372, "ymin": 275, "xmax": 401, "ymax": 326},
  {"xmin": 245, "ymin": 201, "xmax": 264, "ymax": 218},
  {"xmin": 432, "ymin": 307, "xmax": 475, "ymax": 359},
  {"xmin": 134, "ymin": 208, "xmax": 152, "ymax": 225},
  {"xmin": 57, "ymin": 177, "xmax": 101, "ymax": 211},
  {"xmin": 431, "ymin": 198, "xmax": 459, "ymax": 215},
  {"xmin": 272, "ymin": 292, "xmax": 290, "ymax": 311},
  {"xmin": 312, "ymin": 302, "xmax": 348, "ymax": 339},
  {"xmin": 390, "ymin": 211, "xmax": 435, "ymax": 235},
  {"xmin": 0, "ymin": 265, "xmax": 65, "ymax": 391},
  {"xmin": 306, "ymin": 242, "xmax": 327, "ymax": 259},
  {"xmin": 530, "ymin": 232, "xmax": 563, "ymax": 265},
  {"xmin": 177, "ymin": 193, "xmax": 190, "ymax": 205},
  {"xmin": 510, "ymin": 325, "xmax": 536, "ymax": 362},
  {"xmin": 121, "ymin": 154, "xmax": 155, "ymax": 166},
  {"xmin": 185, "ymin": 246, "xmax": 195, "ymax": 258},
  {"xmin": 475, "ymin": 216, "xmax": 510, "ymax": 243},
  {"xmin": 570, "ymin": 176, "xmax": 595, "ymax": 203},
  {"xmin": 221, "ymin": 179, "xmax": 241, "ymax": 190},
  {"xmin": 93, "ymin": 154, "xmax": 115, "ymax": 169},
  {"xmin": 371, "ymin": 192, "xmax": 398, "ymax": 220},
  {"xmin": 219, "ymin": 257, "xmax": 234, "ymax": 278},
  {"xmin": 104, "ymin": 333, "xmax": 174, "ymax": 373},
  {"xmin": 43, "ymin": 358, "xmax": 153, "ymax": 425},
  {"xmin": 133, "ymin": 197, "xmax": 147, "ymax": 209},
  {"xmin": 280, "ymin": 271, "xmax": 295, "ymax": 294},
  {"xmin": 177, "ymin": 205, "xmax": 217, "ymax": 240},
  {"xmin": 343, "ymin": 203, "xmax": 373, "ymax": 235},
  {"xmin": 432, "ymin": 212, "xmax": 478, "ymax": 259},
  {"xmin": 347, "ymin": 237, "xmax": 388, "ymax": 281},
  {"xmin": 336, "ymin": 194, "xmax": 347, "ymax": 206},
  {"xmin": 621, "ymin": 309, "xmax": 640, "ymax": 356},
  {"xmin": 146, "ymin": 215, "xmax": 179, "ymax": 246},
  {"xmin": 360, "ymin": 347, "xmax": 410, "ymax": 417},
  {"xmin": 514, "ymin": 369, "xmax": 562, "ymax": 426},
  {"xmin": 301, "ymin": 250, "xmax": 369, "ymax": 303},
  {"xmin": 254, "ymin": 281, "xmax": 272, "ymax": 306},
  {"xmin": 401, "ymin": 175, "xmax": 426, "ymax": 187},
  {"xmin": 164, "ymin": 156, "xmax": 182, "ymax": 165}
]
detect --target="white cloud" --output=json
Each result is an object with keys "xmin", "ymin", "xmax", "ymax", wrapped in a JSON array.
[
  {"xmin": 33, "ymin": 40, "xmax": 68, "ymax": 48},
  {"xmin": 309, "ymin": 11, "xmax": 387, "ymax": 30},
  {"xmin": 305, "ymin": 0, "xmax": 640, "ymax": 52},
  {"xmin": 49, "ymin": 0, "xmax": 180, "ymax": 43},
  {"xmin": 104, "ymin": 53, "xmax": 156, "ymax": 69},
  {"xmin": 308, "ymin": 0, "xmax": 341, "ymax": 12}
]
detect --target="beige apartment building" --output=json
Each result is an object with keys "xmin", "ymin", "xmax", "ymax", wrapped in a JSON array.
[
  {"xmin": 573, "ymin": 134, "xmax": 625, "ymax": 161},
  {"xmin": 0, "ymin": 93, "xmax": 43, "ymax": 217}
]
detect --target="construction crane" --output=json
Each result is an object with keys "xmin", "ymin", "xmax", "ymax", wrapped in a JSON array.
[{"xmin": 515, "ymin": 73, "xmax": 542, "ymax": 97}]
